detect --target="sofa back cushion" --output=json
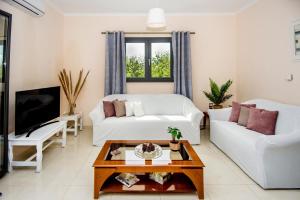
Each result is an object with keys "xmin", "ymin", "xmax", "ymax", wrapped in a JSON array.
[
  {"xmin": 244, "ymin": 99, "xmax": 300, "ymax": 135},
  {"xmin": 102, "ymin": 94, "xmax": 188, "ymax": 115},
  {"xmin": 247, "ymin": 108, "xmax": 279, "ymax": 135},
  {"xmin": 103, "ymin": 101, "xmax": 116, "ymax": 118},
  {"xmin": 113, "ymin": 100, "xmax": 126, "ymax": 117},
  {"xmin": 229, "ymin": 101, "xmax": 256, "ymax": 122}
]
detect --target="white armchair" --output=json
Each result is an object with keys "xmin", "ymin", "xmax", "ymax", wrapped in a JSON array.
[{"xmin": 209, "ymin": 99, "xmax": 300, "ymax": 188}]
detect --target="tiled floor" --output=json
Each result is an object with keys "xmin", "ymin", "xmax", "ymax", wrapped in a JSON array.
[{"xmin": 0, "ymin": 127, "xmax": 299, "ymax": 200}]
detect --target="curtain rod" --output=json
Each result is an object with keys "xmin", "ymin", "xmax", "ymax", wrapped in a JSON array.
[{"xmin": 101, "ymin": 31, "xmax": 196, "ymax": 35}]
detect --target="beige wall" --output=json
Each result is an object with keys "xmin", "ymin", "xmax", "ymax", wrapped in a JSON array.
[
  {"xmin": 63, "ymin": 15, "xmax": 237, "ymax": 125},
  {"xmin": 237, "ymin": 0, "xmax": 300, "ymax": 105},
  {"xmin": 0, "ymin": 2, "xmax": 64, "ymax": 132}
]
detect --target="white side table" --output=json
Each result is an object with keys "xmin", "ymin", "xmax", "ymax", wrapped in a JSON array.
[
  {"xmin": 60, "ymin": 113, "xmax": 83, "ymax": 137},
  {"xmin": 8, "ymin": 121, "xmax": 67, "ymax": 173}
]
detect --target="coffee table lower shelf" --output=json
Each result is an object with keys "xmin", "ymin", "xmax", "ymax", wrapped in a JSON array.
[{"xmin": 101, "ymin": 173, "xmax": 196, "ymax": 193}]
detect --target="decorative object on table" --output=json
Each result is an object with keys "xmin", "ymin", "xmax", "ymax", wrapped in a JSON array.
[
  {"xmin": 292, "ymin": 19, "xmax": 300, "ymax": 60},
  {"xmin": 203, "ymin": 78, "xmax": 233, "ymax": 109},
  {"xmin": 134, "ymin": 143, "xmax": 162, "ymax": 159},
  {"xmin": 115, "ymin": 173, "xmax": 140, "ymax": 188},
  {"xmin": 110, "ymin": 148, "xmax": 121, "ymax": 156},
  {"xmin": 58, "ymin": 69, "xmax": 90, "ymax": 115},
  {"xmin": 168, "ymin": 127, "xmax": 183, "ymax": 151},
  {"xmin": 149, "ymin": 172, "xmax": 172, "ymax": 185}
]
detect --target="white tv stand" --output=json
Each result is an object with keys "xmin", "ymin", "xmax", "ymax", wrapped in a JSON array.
[{"xmin": 8, "ymin": 121, "xmax": 67, "ymax": 172}]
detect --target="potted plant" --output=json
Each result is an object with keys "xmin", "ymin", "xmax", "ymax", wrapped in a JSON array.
[
  {"xmin": 203, "ymin": 78, "xmax": 233, "ymax": 109},
  {"xmin": 167, "ymin": 127, "xmax": 183, "ymax": 151}
]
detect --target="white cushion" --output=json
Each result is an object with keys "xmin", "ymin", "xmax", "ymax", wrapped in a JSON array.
[
  {"xmin": 125, "ymin": 101, "xmax": 135, "ymax": 117},
  {"xmin": 133, "ymin": 102, "xmax": 144, "ymax": 117}
]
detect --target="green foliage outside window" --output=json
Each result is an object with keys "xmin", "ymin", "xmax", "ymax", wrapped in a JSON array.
[
  {"xmin": 126, "ymin": 52, "xmax": 171, "ymax": 79},
  {"xmin": 126, "ymin": 56, "xmax": 145, "ymax": 78},
  {"xmin": 151, "ymin": 52, "xmax": 170, "ymax": 78}
]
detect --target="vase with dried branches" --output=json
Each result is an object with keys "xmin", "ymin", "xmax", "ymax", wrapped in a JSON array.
[{"xmin": 58, "ymin": 69, "xmax": 90, "ymax": 115}]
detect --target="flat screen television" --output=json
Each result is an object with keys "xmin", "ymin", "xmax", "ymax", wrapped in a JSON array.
[{"xmin": 15, "ymin": 86, "xmax": 60, "ymax": 137}]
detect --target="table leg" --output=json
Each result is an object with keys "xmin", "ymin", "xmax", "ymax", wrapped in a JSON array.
[
  {"xmin": 79, "ymin": 116, "xmax": 83, "ymax": 131},
  {"xmin": 8, "ymin": 143, "xmax": 13, "ymax": 172},
  {"xmin": 94, "ymin": 168, "xmax": 115, "ymax": 199},
  {"xmin": 36, "ymin": 143, "xmax": 43, "ymax": 173},
  {"xmin": 62, "ymin": 123, "xmax": 67, "ymax": 147},
  {"xmin": 74, "ymin": 118, "xmax": 78, "ymax": 137},
  {"xmin": 183, "ymin": 168, "xmax": 204, "ymax": 199}
]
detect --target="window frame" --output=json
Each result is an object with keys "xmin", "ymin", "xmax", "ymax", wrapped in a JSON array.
[{"xmin": 125, "ymin": 37, "xmax": 173, "ymax": 82}]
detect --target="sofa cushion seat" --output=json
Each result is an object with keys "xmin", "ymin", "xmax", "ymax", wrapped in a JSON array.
[
  {"xmin": 95, "ymin": 115, "xmax": 196, "ymax": 143},
  {"xmin": 211, "ymin": 120, "xmax": 265, "ymax": 181}
]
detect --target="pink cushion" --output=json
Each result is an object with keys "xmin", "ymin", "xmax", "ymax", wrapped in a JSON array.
[
  {"xmin": 247, "ymin": 108, "xmax": 279, "ymax": 135},
  {"xmin": 237, "ymin": 106, "xmax": 251, "ymax": 127},
  {"xmin": 103, "ymin": 101, "xmax": 116, "ymax": 118},
  {"xmin": 229, "ymin": 101, "xmax": 256, "ymax": 123}
]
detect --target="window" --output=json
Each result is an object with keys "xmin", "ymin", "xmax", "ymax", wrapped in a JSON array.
[{"xmin": 125, "ymin": 38, "xmax": 173, "ymax": 82}]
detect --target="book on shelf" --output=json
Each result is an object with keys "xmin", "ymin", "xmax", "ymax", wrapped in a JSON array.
[
  {"xmin": 115, "ymin": 173, "xmax": 140, "ymax": 188},
  {"xmin": 149, "ymin": 172, "xmax": 172, "ymax": 185}
]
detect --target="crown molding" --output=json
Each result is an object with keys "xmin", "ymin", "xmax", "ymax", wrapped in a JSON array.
[
  {"xmin": 64, "ymin": 12, "xmax": 236, "ymax": 17},
  {"xmin": 45, "ymin": 0, "xmax": 64, "ymax": 15},
  {"xmin": 235, "ymin": 0, "xmax": 258, "ymax": 14}
]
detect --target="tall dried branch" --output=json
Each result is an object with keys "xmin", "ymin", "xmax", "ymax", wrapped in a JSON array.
[
  {"xmin": 58, "ymin": 68, "xmax": 90, "ymax": 114},
  {"xmin": 74, "ymin": 70, "xmax": 90, "ymax": 102},
  {"xmin": 74, "ymin": 70, "xmax": 83, "ymax": 97},
  {"xmin": 69, "ymin": 71, "xmax": 73, "ymax": 96}
]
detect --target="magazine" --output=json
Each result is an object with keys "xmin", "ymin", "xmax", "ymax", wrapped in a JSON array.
[{"xmin": 115, "ymin": 173, "xmax": 140, "ymax": 188}]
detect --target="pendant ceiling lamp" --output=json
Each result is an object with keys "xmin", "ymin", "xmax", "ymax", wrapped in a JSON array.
[{"xmin": 147, "ymin": 8, "xmax": 166, "ymax": 29}]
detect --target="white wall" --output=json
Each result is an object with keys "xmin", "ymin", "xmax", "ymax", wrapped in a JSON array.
[
  {"xmin": 63, "ymin": 15, "xmax": 237, "ymax": 125},
  {"xmin": 0, "ymin": 1, "xmax": 64, "ymax": 132},
  {"xmin": 237, "ymin": 0, "xmax": 300, "ymax": 105}
]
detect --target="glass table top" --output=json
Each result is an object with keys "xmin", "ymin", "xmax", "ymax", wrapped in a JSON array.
[{"xmin": 105, "ymin": 143, "xmax": 192, "ymax": 163}]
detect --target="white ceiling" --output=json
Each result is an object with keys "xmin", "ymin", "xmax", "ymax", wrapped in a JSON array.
[{"xmin": 49, "ymin": 0, "xmax": 257, "ymax": 15}]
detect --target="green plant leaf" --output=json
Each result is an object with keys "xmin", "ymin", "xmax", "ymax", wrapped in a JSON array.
[{"xmin": 203, "ymin": 78, "xmax": 233, "ymax": 105}]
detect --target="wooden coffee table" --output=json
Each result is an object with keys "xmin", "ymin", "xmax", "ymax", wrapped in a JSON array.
[{"xmin": 93, "ymin": 140, "xmax": 205, "ymax": 199}]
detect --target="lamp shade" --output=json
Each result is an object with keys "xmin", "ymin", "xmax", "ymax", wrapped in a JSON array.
[{"xmin": 147, "ymin": 8, "xmax": 166, "ymax": 28}]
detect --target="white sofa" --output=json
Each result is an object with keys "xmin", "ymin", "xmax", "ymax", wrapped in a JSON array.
[
  {"xmin": 208, "ymin": 99, "xmax": 300, "ymax": 189},
  {"xmin": 89, "ymin": 94, "xmax": 203, "ymax": 146}
]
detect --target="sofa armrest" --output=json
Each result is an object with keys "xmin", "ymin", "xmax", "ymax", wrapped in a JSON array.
[
  {"xmin": 256, "ymin": 131, "xmax": 300, "ymax": 187},
  {"xmin": 183, "ymin": 101, "xmax": 204, "ymax": 128},
  {"xmin": 207, "ymin": 107, "xmax": 231, "ymax": 121},
  {"xmin": 89, "ymin": 102, "xmax": 105, "ymax": 125}
]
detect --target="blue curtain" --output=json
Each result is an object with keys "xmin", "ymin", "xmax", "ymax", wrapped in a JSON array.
[
  {"xmin": 171, "ymin": 31, "xmax": 193, "ymax": 99},
  {"xmin": 105, "ymin": 31, "xmax": 126, "ymax": 96}
]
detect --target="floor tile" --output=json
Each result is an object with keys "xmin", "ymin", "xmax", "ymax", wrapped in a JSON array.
[
  {"xmin": 206, "ymin": 185, "xmax": 260, "ymax": 200},
  {"xmin": 0, "ymin": 127, "xmax": 299, "ymax": 200},
  {"xmin": 248, "ymin": 185, "xmax": 300, "ymax": 200}
]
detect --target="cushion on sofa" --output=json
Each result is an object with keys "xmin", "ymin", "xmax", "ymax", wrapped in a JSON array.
[
  {"xmin": 125, "ymin": 101, "xmax": 135, "ymax": 117},
  {"xmin": 238, "ymin": 106, "xmax": 251, "ymax": 126},
  {"xmin": 103, "ymin": 101, "xmax": 116, "ymax": 118},
  {"xmin": 229, "ymin": 101, "xmax": 256, "ymax": 122},
  {"xmin": 247, "ymin": 108, "xmax": 279, "ymax": 135},
  {"xmin": 113, "ymin": 100, "xmax": 126, "ymax": 117},
  {"xmin": 133, "ymin": 102, "xmax": 144, "ymax": 117}
]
